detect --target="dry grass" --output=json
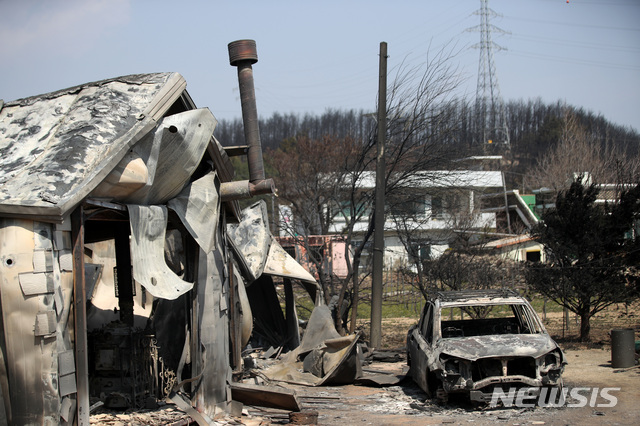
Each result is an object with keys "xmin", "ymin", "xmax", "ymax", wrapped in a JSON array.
[
  {"xmin": 541, "ymin": 302, "xmax": 640, "ymax": 348},
  {"xmin": 356, "ymin": 301, "xmax": 640, "ymax": 350}
]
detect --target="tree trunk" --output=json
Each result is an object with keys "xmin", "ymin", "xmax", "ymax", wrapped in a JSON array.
[
  {"xmin": 348, "ymin": 258, "xmax": 360, "ymax": 334},
  {"xmin": 579, "ymin": 310, "xmax": 591, "ymax": 342}
]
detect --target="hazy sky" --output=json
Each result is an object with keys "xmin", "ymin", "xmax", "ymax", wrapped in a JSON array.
[{"xmin": 1, "ymin": 0, "xmax": 639, "ymax": 131}]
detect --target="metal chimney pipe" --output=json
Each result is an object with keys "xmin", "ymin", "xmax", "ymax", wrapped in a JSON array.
[
  {"xmin": 228, "ymin": 39, "xmax": 265, "ymax": 183},
  {"xmin": 219, "ymin": 179, "xmax": 276, "ymax": 202}
]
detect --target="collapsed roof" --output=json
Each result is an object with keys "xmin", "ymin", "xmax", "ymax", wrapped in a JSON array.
[{"xmin": 0, "ymin": 73, "xmax": 198, "ymax": 221}]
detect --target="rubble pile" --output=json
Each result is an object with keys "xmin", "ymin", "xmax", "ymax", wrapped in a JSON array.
[{"xmin": 89, "ymin": 405, "xmax": 191, "ymax": 425}]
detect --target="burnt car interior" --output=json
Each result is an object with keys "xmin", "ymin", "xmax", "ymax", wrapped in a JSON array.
[{"xmin": 441, "ymin": 303, "xmax": 544, "ymax": 338}]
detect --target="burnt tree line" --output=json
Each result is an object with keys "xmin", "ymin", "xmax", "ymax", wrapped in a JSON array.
[
  {"xmin": 214, "ymin": 98, "xmax": 640, "ymax": 339},
  {"xmin": 214, "ymin": 100, "xmax": 640, "ymax": 191}
]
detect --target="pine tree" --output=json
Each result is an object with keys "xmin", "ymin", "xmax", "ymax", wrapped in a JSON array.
[{"xmin": 526, "ymin": 179, "xmax": 640, "ymax": 341}]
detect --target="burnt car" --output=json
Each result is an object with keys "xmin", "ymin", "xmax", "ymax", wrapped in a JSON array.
[{"xmin": 407, "ymin": 289, "xmax": 566, "ymax": 403}]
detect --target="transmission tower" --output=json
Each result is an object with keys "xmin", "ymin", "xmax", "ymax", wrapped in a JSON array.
[{"xmin": 470, "ymin": 0, "xmax": 510, "ymax": 148}]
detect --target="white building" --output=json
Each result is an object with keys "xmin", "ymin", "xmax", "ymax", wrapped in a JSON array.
[{"xmin": 327, "ymin": 170, "xmax": 506, "ymax": 269}]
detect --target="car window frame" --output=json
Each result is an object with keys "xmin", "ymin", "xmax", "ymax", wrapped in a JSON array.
[{"xmin": 420, "ymin": 302, "xmax": 434, "ymax": 344}]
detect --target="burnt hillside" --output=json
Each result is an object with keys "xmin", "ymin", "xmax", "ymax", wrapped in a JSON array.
[{"xmin": 214, "ymin": 99, "xmax": 640, "ymax": 191}]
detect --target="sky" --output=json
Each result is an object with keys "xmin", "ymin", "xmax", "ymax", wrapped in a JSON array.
[{"xmin": 1, "ymin": 0, "xmax": 639, "ymax": 132}]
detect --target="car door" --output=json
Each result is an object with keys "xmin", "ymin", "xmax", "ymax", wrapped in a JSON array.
[{"xmin": 408, "ymin": 302, "xmax": 434, "ymax": 393}]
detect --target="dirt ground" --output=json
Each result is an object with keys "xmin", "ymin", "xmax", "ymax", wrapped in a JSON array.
[
  {"xmin": 273, "ymin": 348, "xmax": 639, "ymax": 426},
  {"xmin": 91, "ymin": 348, "xmax": 639, "ymax": 426},
  {"xmin": 90, "ymin": 304, "xmax": 639, "ymax": 425},
  {"xmin": 242, "ymin": 304, "xmax": 640, "ymax": 426}
]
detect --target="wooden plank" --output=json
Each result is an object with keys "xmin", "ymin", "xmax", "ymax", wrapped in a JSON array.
[
  {"xmin": 72, "ymin": 207, "xmax": 90, "ymax": 425},
  {"xmin": 230, "ymin": 382, "xmax": 301, "ymax": 412}
]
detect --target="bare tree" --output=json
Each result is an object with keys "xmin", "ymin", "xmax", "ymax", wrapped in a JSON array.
[
  {"xmin": 392, "ymin": 194, "xmax": 525, "ymax": 308},
  {"xmin": 337, "ymin": 45, "xmax": 468, "ymax": 334},
  {"xmin": 389, "ymin": 185, "xmax": 475, "ymax": 296},
  {"xmin": 270, "ymin": 44, "xmax": 467, "ymax": 334},
  {"xmin": 269, "ymin": 134, "xmax": 369, "ymax": 305}
]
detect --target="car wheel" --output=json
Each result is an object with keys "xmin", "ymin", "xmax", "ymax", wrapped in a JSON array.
[{"xmin": 435, "ymin": 387, "xmax": 448, "ymax": 405}]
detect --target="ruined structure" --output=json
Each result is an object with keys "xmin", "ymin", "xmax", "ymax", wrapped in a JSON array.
[{"xmin": 0, "ymin": 41, "xmax": 319, "ymax": 424}]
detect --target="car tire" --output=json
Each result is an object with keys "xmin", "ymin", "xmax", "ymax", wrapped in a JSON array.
[{"xmin": 435, "ymin": 387, "xmax": 448, "ymax": 405}]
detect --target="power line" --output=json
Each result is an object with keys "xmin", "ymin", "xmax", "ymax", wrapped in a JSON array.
[
  {"xmin": 509, "ymin": 50, "xmax": 640, "ymax": 72},
  {"xmin": 510, "ymin": 33, "xmax": 640, "ymax": 54},
  {"xmin": 505, "ymin": 15, "xmax": 640, "ymax": 33}
]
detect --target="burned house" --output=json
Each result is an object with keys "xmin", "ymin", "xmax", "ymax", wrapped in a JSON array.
[{"xmin": 0, "ymin": 41, "xmax": 321, "ymax": 424}]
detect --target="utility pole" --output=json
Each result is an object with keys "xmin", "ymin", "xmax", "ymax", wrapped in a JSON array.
[{"xmin": 371, "ymin": 41, "xmax": 387, "ymax": 349}]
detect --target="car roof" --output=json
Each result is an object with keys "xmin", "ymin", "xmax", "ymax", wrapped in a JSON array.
[{"xmin": 429, "ymin": 289, "xmax": 525, "ymax": 306}]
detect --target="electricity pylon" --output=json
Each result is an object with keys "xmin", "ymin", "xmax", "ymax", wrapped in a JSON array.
[{"xmin": 469, "ymin": 0, "xmax": 510, "ymax": 148}]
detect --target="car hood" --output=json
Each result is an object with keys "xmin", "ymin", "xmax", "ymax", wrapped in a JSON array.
[{"xmin": 439, "ymin": 334, "xmax": 559, "ymax": 361}]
